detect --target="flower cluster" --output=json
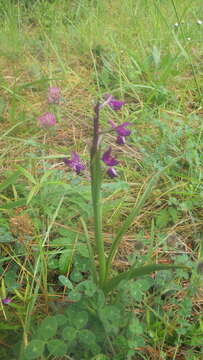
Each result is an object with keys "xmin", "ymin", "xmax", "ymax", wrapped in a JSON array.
[
  {"xmin": 38, "ymin": 112, "xmax": 56, "ymax": 128},
  {"xmin": 38, "ymin": 87, "xmax": 60, "ymax": 128}
]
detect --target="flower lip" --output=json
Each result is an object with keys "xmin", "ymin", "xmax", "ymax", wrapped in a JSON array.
[
  {"xmin": 48, "ymin": 87, "xmax": 60, "ymax": 104},
  {"xmin": 107, "ymin": 167, "xmax": 117, "ymax": 178},
  {"xmin": 63, "ymin": 152, "xmax": 85, "ymax": 174},
  {"xmin": 102, "ymin": 147, "xmax": 119, "ymax": 166},
  {"xmin": 38, "ymin": 112, "xmax": 56, "ymax": 127}
]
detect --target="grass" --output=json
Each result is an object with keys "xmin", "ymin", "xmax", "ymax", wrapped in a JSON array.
[{"xmin": 0, "ymin": 0, "xmax": 203, "ymax": 359}]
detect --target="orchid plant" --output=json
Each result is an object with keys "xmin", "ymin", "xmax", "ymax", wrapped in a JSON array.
[{"xmin": 64, "ymin": 94, "xmax": 187, "ymax": 294}]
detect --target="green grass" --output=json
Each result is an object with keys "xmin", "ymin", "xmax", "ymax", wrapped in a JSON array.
[{"xmin": 0, "ymin": 0, "xmax": 203, "ymax": 359}]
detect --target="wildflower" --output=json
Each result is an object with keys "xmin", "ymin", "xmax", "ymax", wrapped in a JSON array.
[
  {"xmin": 63, "ymin": 152, "xmax": 85, "ymax": 174},
  {"xmin": 107, "ymin": 167, "xmax": 117, "ymax": 178},
  {"xmin": 2, "ymin": 298, "xmax": 12, "ymax": 304},
  {"xmin": 109, "ymin": 120, "xmax": 131, "ymax": 145},
  {"xmin": 38, "ymin": 112, "xmax": 56, "ymax": 127},
  {"xmin": 101, "ymin": 94, "xmax": 124, "ymax": 111},
  {"xmin": 102, "ymin": 147, "xmax": 119, "ymax": 166},
  {"xmin": 48, "ymin": 87, "xmax": 60, "ymax": 104},
  {"xmin": 102, "ymin": 147, "xmax": 119, "ymax": 178},
  {"xmin": 197, "ymin": 19, "xmax": 202, "ymax": 25}
]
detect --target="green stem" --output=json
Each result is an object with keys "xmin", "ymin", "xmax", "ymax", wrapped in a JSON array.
[
  {"xmin": 80, "ymin": 217, "xmax": 98, "ymax": 283},
  {"xmin": 90, "ymin": 102, "xmax": 106, "ymax": 286},
  {"xmin": 91, "ymin": 150, "xmax": 106, "ymax": 286}
]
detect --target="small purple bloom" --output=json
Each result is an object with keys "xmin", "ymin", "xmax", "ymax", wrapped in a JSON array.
[
  {"xmin": 102, "ymin": 147, "xmax": 119, "ymax": 166},
  {"xmin": 107, "ymin": 167, "xmax": 117, "ymax": 178},
  {"xmin": 2, "ymin": 298, "xmax": 12, "ymax": 304},
  {"xmin": 109, "ymin": 120, "xmax": 131, "ymax": 137},
  {"xmin": 100, "ymin": 94, "xmax": 124, "ymax": 111},
  {"xmin": 116, "ymin": 136, "xmax": 126, "ymax": 145},
  {"xmin": 63, "ymin": 152, "xmax": 85, "ymax": 174},
  {"xmin": 38, "ymin": 112, "xmax": 56, "ymax": 127},
  {"xmin": 48, "ymin": 87, "xmax": 60, "ymax": 104}
]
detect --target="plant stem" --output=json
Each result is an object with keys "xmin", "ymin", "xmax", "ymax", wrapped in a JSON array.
[{"xmin": 90, "ymin": 103, "xmax": 106, "ymax": 286}]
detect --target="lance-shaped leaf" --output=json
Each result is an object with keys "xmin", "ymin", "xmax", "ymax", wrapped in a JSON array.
[{"xmin": 103, "ymin": 263, "xmax": 190, "ymax": 293}]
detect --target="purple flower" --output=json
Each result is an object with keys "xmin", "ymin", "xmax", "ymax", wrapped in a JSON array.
[
  {"xmin": 38, "ymin": 112, "xmax": 56, "ymax": 127},
  {"xmin": 107, "ymin": 167, "xmax": 117, "ymax": 178},
  {"xmin": 116, "ymin": 136, "xmax": 126, "ymax": 145},
  {"xmin": 109, "ymin": 120, "xmax": 131, "ymax": 145},
  {"xmin": 102, "ymin": 147, "xmax": 119, "ymax": 166},
  {"xmin": 110, "ymin": 120, "xmax": 131, "ymax": 136},
  {"xmin": 2, "ymin": 298, "xmax": 12, "ymax": 304},
  {"xmin": 100, "ymin": 94, "xmax": 124, "ymax": 111},
  {"xmin": 48, "ymin": 87, "xmax": 60, "ymax": 104},
  {"xmin": 63, "ymin": 152, "xmax": 85, "ymax": 174}
]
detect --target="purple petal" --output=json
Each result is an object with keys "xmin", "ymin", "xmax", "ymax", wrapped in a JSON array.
[
  {"xmin": 107, "ymin": 167, "xmax": 117, "ymax": 178},
  {"xmin": 63, "ymin": 152, "xmax": 85, "ymax": 174},
  {"xmin": 116, "ymin": 136, "xmax": 126, "ymax": 145},
  {"xmin": 63, "ymin": 157, "xmax": 72, "ymax": 166},
  {"xmin": 2, "ymin": 298, "xmax": 12, "ymax": 304},
  {"xmin": 109, "ymin": 99, "xmax": 124, "ymax": 111},
  {"xmin": 101, "ymin": 94, "xmax": 124, "ymax": 111},
  {"xmin": 116, "ymin": 123, "xmax": 131, "ymax": 136},
  {"xmin": 102, "ymin": 147, "xmax": 119, "ymax": 166},
  {"xmin": 71, "ymin": 152, "xmax": 81, "ymax": 163}
]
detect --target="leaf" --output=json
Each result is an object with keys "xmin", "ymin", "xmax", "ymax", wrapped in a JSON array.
[
  {"xmin": 77, "ymin": 279, "xmax": 97, "ymax": 297},
  {"xmin": 104, "ymin": 263, "xmax": 189, "ymax": 293},
  {"xmin": 99, "ymin": 305, "xmax": 121, "ymax": 335},
  {"xmin": 58, "ymin": 275, "xmax": 73, "ymax": 289},
  {"xmin": 0, "ymin": 170, "xmax": 20, "ymax": 192},
  {"xmin": 17, "ymin": 166, "xmax": 37, "ymax": 185},
  {"xmin": 128, "ymin": 317, "xmax": 144, "ymax": 335},
  {"xmin": 77, "ymin": 243, "xmax": 89, "ymax": 257},
  {"xmin": 50, "ymin": 237, "xmax": 74, "ymax": 247},
  {"xmin": 62, "ymin": 326, "xmax": 77, "ymax": 342},
  {"xmin": 59, "ymin": 249, "xmax": 73, "ymax": 273},
  {"xmin": 79, "ymin": 329, "xmax": 96, "ymax": 345},
  {"xmin": 0, "ymin": 228, "xmax": 15, "ymax": 243},
  {"xmin": 54, "ymin": 314, "xmax": 68, "ymax": 327},
  {"xmin": 38, "ymin": 316, "xmax": 58, "ymax": 340},
  {"xmin": 74, "ymin": 311, "xmax": 89, "ymax": 330},
  {"xmin": 24, "ymin": 340, "xmax": 45, "ymax": 359},
  {"xmin": 156, "ymin": 208, "xmax": 170, "ymax": 228},
  {"xmin": 152, "ymin": 46, "xmax": 161, "ymax": 66},
  {"xmin": 47, "ymin": 339, "xmax": 67, "ymax": 357},
  {"xmin": 26, "ymin": 184, "xmax": 41, "ymax": 205}
]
